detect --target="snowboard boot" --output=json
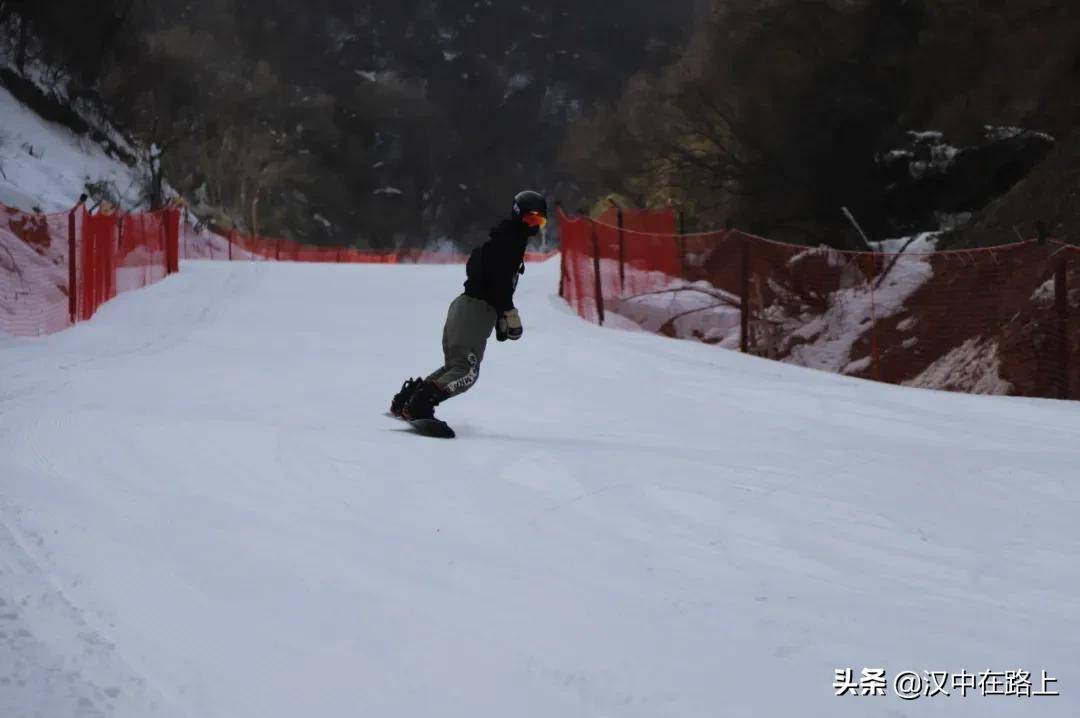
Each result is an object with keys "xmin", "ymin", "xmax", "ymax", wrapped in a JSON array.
[
  {"xmin": 390, "ymin": 377, "xmax": 424, "ymax": 417},
  {"xmin": 402, "ymin": 380, "xmax": 450, "ymax": 421}
]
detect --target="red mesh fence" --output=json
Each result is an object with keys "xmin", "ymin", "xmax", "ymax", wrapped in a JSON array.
[
  {"xmin": 559, "ymin": 206, "xmax": 685, "ymax": 324},
  {"xmin": 0, "ymin": 204, "xmax": 75, "ymax": 336},
  {"xmin": 78, "ymin": 212, "xmax": 117, "ymax": 321},
  {"xmin": 178, "ymin": 214, "xmax": 558, "ymax": 265},
  {"xmin": 76, "ymin": 207, "xmax": 179, "ymax": 323},
  {"xmin": 558, "ymin": 206, "xmax": 1078, "ymax": 400},
  {"xmin": 117, "ymin": 212, "xmax": 169, "ymax": 294},
  {"xmin": 0, "ymin": 201, "xmax": 179, "ymax": 336}
]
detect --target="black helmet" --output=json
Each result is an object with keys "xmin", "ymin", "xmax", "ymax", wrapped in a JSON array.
[{"xmin": 512, "ymin": 190, "xmax": 548, "ymax": 226}]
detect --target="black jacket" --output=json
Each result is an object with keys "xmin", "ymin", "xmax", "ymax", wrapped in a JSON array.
[{"xmin": 463, "ymin": 220, "xmax": 535, "ymax": 312}]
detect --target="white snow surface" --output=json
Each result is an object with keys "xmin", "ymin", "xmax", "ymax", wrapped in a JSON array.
[{"xmin": 1, "ymin": 257, "xmax": 1079, "ymax": 717}]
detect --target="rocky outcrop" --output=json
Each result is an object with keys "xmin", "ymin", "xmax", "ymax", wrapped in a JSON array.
[
  {"xmin": 952, "ymin": 131, "xmax": 1080, "ymax": 248},
  {"xmin": 879, "ymin": 127, "xmax": 1055, "ymax": 238}
]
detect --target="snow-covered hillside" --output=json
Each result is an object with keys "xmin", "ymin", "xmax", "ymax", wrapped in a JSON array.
[
  {"xmin": 1, "ymin": 257, "xmax": 1078, "ymax": 717},
  {"xmin": 0, "ymin": 85, "xmax": 142, "ymax": 212}
]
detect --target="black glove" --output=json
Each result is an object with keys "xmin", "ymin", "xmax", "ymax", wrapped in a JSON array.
[{"xmin": 497, "ymin": 309, "xmax": 522, "ymax": 342}]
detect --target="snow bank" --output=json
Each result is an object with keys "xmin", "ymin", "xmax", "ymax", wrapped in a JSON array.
[
  {"xmin": 905, "ymin": 335, "xmax": 1013, "ymax": 395},
  {"xmin": 783, "ymin": 240, "xmax": 935, "ymax": 373},
  {"xmin": 612, "ymin": 283, "xmax": 742, "ymax": 349}
]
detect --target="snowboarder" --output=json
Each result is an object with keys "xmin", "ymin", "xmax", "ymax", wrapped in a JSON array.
[{"xmin": 389, "ymin": 190, "xmax": 548, "ymax": 435}]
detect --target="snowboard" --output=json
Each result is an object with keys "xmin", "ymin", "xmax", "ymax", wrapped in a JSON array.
[
  {"xmin": 386, "ymin": 412, "xmax": 456, "ymax": 439},
  {"xmin": 408, "ymin": 417, "xmax": 456, "ymax": 439}
]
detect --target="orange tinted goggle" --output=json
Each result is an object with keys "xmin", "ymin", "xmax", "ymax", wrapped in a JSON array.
[{"xmin": 522, "ymin": 211, "xmax": 548, "ymax": 229}]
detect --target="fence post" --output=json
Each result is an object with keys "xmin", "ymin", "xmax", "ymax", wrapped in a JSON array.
[
  {"xmin": 678, "ymin": 210, "xmax": 687, "ymax": 277},
  {"xmin": 68, "ymin": 203, "xmax": 79, "ymax": 324},
  {"xmin": 610, "ymin": 200, "xmax": 625, "ymax": 295},
  {"xmin": 867, "ymin": 254, "xmax": 881, "ymax": 381},
  {"xmin": 111, "ymin": 214, "xmax": 120, "ymax": 302},
  {"xmin": 591, "ymin": 221, "xmax": 605, "ymax": 326},
  {"xmin": 1056, "ymin": 257, "xmax": 1070, "ymax": 400},
  {"xmin": 182, "ymin": 208, "xmax": 190, "ymax": 262},
  {"xmin": 739, "ymin": 233, "xmax": 749, "ymax": 353},
  {"xmin": 166, "ymin": 209, "xmax": 180, "ymax": 274},
  {"xmin": 558, "ymin": 248, "xmax": 566, "ymax": 298},
  {"xmin": 556, "ymin": 202, "xmax": 566, "ymax": 298},
  {"xmin": 228, "ymin": 229, "xmax": 234, "ymax": 261},
  {"xmin": 160, "ymin": 210, "xmax": 169, "ymax": 274}
]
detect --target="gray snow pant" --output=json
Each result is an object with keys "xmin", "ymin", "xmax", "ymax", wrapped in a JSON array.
[{"xmin": 426, "ymin": 294, "xmax": 497, "ymax": 398}]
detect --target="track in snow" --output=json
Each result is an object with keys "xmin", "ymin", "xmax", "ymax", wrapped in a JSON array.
[{"xmin": 1, "ymin": 257, "xmax": 1078, "ymax": 717}]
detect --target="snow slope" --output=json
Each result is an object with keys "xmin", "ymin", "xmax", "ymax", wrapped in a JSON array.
[
  {"xmin": 1, "ymin": 257, "xmax": 1078, "ymax": 717},
  {"xmin": 0, "ymin": 87, "xmax": 142, "ymax": 212}
]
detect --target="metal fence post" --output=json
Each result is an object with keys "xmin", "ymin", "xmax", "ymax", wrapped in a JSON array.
[
  {"xmin": 558, "ymin": 248, "xmax": 566, "ymax": 298},
  {"xmin": 555, "ymin": 202, "xmax": 566, "ymax": 298},
  {"xmin": 591, "ymin": 221, "xmax": 605, "ymax": 326},
  {"xmin": 1056, "ymin": 257, "xmax": 1070, "ymax": 400},
  {"xmin": 867, "ymin": 253, "xmax": 881, "ymax": 381},
  {"xmin": 740, "ymin": 233, "xmax": 749, "ymax": 353},
  {"xmin": 167, "ymin": 208, "xmax": 180, "ymax": 274},
  {"xmin": 612, "ymin": 201, "xmax": 625, "ymax": 295},
  {"xmin": 678, "ymin": 210, "xmax": 687, "ymax": 277},
  {"xmin": 68, "ymin": 204, "xmax": 79, "ymax": 324}
]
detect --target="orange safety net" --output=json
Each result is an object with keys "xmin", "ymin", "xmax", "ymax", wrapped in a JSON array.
[
  {"xmin": 558, "ymin": 205, "xmax": 682, "ymax": 324},
  {"xmin": 3, "ymin": 199, "xmax": 554, "ymax": 338},
  {"xmin": 118, "ymin": 212, "xmax": 170, "ymax": 294},
  {"xmin": 178, "ymin": 215, "xmax": 559, "ymax": 266},
  {"xmin": 0, "ymin": 201, "xmax": 180, "ymax": 335},
  {"xmin": 78, "ymin": 211, "xmax": 117, "ymax": 321},
  {"xmin": 0, "ymin": 204, "xmax": 76, "ymax": 336},
  {"xmin": 76, "ymin": 207, "xmax": 179, "ymax": 323},
  {"xmin": 558, "ymin": 206, "xmax": 1078, "ymax": 400}
]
